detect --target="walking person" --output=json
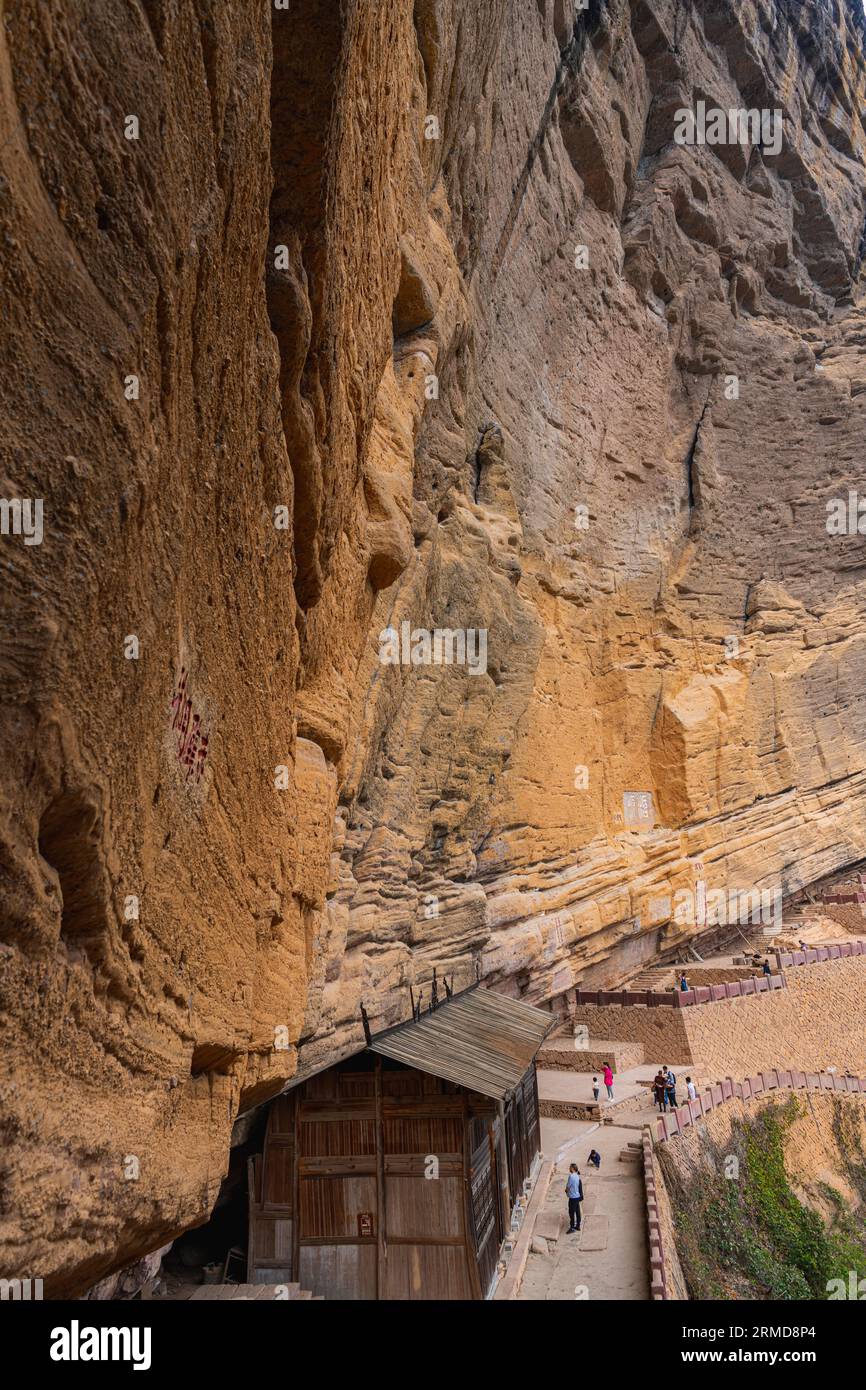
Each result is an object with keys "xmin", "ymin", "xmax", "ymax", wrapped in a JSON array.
[
  {"xmin": 653, "ymin": 1068, "xmax": 667, "ymax": 1112},
  {"xmin": 603, "ymin": 1062, "xmax": 614, "ymax": 1100},
  {"xmin": 663, "ymin": 1065, "xmax": 678, "ymax": 1109},
  {"xmin": 686, "ymin": 1075, "xmax": 697, "ymax": 1101},
  {"xmin": 565, "ymin": 1164, "xmax": 583, "ymax": 1233},
  {"xmin": 679, "ymin": 971, "xmax": 689, "ymax": 991},
  {"xmin": 591, "ymin": 1075, "xmax": 600, "ymax": 1102}
]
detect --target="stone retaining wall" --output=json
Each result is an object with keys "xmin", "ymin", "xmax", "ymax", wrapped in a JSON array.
[
  {"xmin": 570, "ymin": 950, "xmax": 866, "ymax": 1075},
  {"xmin": 643, "ymin": 1131, "xmax": 688, "ymax": 1300},
  {"xmin": 822, "ymin": 905, "xmax": 866, "ymax": 934},
  {"xmin": 536, "ymin": 1038, "xmax": 644, "ymax": 1074},
  {"xmin": 568, "ymin": 1002, "xmax": 694, "ymax": 1063},
  {"xmin": 574, "ymin": 970, "xmax": 786, "ymax": 1011},
  {"xmin": 685, "ymin": 955, "xmax": 866, "ymax": 1079}
]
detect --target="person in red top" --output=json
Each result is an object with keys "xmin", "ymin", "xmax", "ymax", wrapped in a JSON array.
[{"xmin": 602, "ymin": 1063, "xmax": 614, "ymax": 1099}]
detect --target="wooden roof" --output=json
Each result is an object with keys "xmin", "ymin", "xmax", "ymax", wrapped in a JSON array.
[{"xmin": 368, "ymin": 986, "xmax": 553, "ymax": 1100}]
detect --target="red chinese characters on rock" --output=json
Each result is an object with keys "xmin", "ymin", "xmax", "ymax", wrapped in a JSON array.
[{"xmin": 169, "ymin": 668, "xmax": 209, "ymax": 783}]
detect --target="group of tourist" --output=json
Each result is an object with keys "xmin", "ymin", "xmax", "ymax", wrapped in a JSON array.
[
  {"xmin": 589, "ymin": 1061, "xmax": 703, "ymax": 1114},
  {"xmin": 651, "ymin": 1066, "xmax": 697, "ymax": 1111},
  {"xmin": 591, "ymin": 1063, "xmax": 615, "ymax": 1102},
  {"xmin": 569, "ymin": 1059, "xmax": 704, "ymax": 1234}
]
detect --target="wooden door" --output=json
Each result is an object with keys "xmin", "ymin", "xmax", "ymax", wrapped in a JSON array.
[
  {"xmin": 247, "ymin": 1095, "xmax": 295, "ymax": 1284},
  {"xmin": 468, "ymin": 1130, "xmax": 500, "ymax": 1297},
  {"xmin": 505, "ymin": 1085, "xmax": 528, "ymax": 1201},
  {"xmin": 379, "ymin": 1078, "xmax": 473, "ymax": 1300},
  {"xmin": 523, "ymin": 1066, "xmax": 540, "ymax": 1166},
  {"xmin": 295, "ymin": 1069, "xmax": 379, "ymax": 1300}
]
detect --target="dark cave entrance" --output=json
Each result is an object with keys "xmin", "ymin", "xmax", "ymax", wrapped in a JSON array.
[{"xmin": 161, "ymin": 1106, "xmax": 267, "ymax": 1293}]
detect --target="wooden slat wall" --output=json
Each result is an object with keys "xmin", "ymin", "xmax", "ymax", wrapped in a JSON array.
[
  {"xmin": 383, "ymin": 1244, "xmax": 472, "ymax": 1300},
  {"xmin": 299, "ymin": 1118, "xmax": 377, "ymax": 1156},
  {"xmin": 382, "ymin": 1116, "xmax": 463, "ymax": 1154},
  {"xmin": 384, "ymin": 1171, "xmax": 464, "ymax": 1237},
  {"xmin": 298, "ymin": 1244, "xmax": 377, "ymax": 1300},
  {"xmin": 255, "ymin": 1062, "xmax": 537, "ymax": 1299},
  {"xmin": 300, "ymin": 1175, "xmax": 378, "ymax": 1239}
]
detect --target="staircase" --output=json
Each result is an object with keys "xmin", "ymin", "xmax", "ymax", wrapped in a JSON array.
[
  {"xmin": 189, "ymin": 1282, "xmax": 323, "ymax": 1301},
  {"xmin": 628, "ymin": 966, "xmax": 678, "ymax": 991},
  {"xmin": 781, "ymin": 907, "xmax": 823, "ymax": 933},
  {"xmin": 619, "ymin": 1140, "xmax": 643, "ymax": 1166}
]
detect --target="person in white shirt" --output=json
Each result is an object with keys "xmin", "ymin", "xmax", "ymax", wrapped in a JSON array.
[{"xmin": 686, "ymin": 1076, "xmax": 697, "ymax": 1101}]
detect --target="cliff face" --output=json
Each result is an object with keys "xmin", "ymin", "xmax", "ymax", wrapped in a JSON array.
[{"xmin": 1, "ymin": 0, "xmax": 865, "ymax": 1293}]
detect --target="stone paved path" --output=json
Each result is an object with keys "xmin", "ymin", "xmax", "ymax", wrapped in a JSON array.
[
  {"xmin": 538, "ymin": 1061, "xmax": 700, "ymax": 1129},
  {"xmin": 517, "ymin": 1116, "xmax": 650, "ymax": 1301}
]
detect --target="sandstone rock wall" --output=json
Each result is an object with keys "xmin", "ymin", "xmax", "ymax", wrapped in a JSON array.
[
  {"xmin": 1, "ymin": 0, "xmax": 866, "ymax": 1293},
  {"xmin": 314, "ymin": 0, "xmax": 866, "ymax": 1075}
]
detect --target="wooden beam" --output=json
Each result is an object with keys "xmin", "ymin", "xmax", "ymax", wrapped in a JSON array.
[
  {"xmin": 291, "ymin": 1086, "xmax": 300, "ymax": 1284},
  {"xmin": 383, "ymin": 1154, "xmax": 462, "ymax": 1175},
  {"xmin": 382, "ymin": 1096, "xmax": 464, "ymax": 1118},
  {"xmin": 298, "ymin": 1158, "xmax": 377, "ymax": 1177},
  {"xmin": 374, "ymin": 1055, "xmax": 386, "ymax": 1301},
  {"xmin": 463, "ymin": 1094, "xmax": 484, "ymax": 1301},
  {"xmin": 496, "ymin": 1100, "xmax": 511, "ymax": 1230},
  {"xmin": 298, "ymin": 1099, "xmax": 376, "ymax": 1120},
  {"xmin": 297, "ymin": 1236, "xmax": 378, "ymax": 1248},
  {"xmin": 377, "ymin": 1235, "xmax": 466, "ymax": 1248}
]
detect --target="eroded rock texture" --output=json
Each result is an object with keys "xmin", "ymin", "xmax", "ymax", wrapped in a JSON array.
[{"xmin": 1, "ymin": 0, "xmax": 865, "ymax": 1293}]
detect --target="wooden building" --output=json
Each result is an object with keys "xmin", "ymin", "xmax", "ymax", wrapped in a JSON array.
[{"xmin": 246, "ymin": 987, "xmax": 551, "ymax": 1299}]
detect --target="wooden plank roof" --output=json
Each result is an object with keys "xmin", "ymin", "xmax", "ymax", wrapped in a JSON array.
[{"xmin": 368, "ymin": 986, "xmax": 553, "ymax": 1100}]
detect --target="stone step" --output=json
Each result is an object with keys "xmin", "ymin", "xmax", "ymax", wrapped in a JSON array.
[
  {"xmin": 188, "ymin": 1282, "xmax": 321, "ymax": 1301},
  {"xmin": 578, "ymin": 1214, "xmax": 609, "ymax": 1251},
  {"xmin": 535, "ymin": 1210, "xmax": 566, "ymax": 1244}
]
